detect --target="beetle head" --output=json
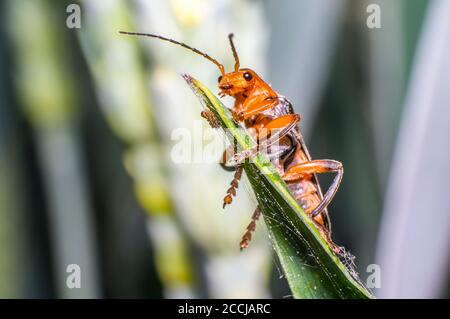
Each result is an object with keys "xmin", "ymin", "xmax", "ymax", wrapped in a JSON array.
[{"xmin": 217, "ymin": 68, "xmax": 259, "ymax": 97}]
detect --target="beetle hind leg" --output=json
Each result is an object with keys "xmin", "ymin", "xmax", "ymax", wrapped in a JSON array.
[{"xmin": 283, "ymin": 159, "xmax": 343, "ymax": 218}]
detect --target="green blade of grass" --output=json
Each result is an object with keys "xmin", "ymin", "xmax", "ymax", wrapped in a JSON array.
[{"xmin": 183, "ymin": 74, "xmax": 374, "ymax": 299}]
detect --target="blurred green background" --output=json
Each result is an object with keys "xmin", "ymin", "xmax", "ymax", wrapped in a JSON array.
[{"xmin": 1, "ymin": 0, "xmax": 449, "ymax": 298}]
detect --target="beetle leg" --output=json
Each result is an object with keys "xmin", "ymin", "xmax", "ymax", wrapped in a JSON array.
[
  {"xmin": 235, "ymin": 95, "xmax": 292, "ymax": 121},
  {"xmin": 201, "ymin": 109, "xmax": 220, "ymax": 128},
  {"xmin": 227, "ymin": 114, "xmax": 300, "ymax": 165},
  {"xmin": 235, "ymin": 96, "xmax": 279, "ymax": 121},
  {"xmin": 283, "ymin": 160, "xmax": 343, "ymax": 218},
  {"xmin": 239, "ymin": 207, "xmax": 262, "ymax": 250},
  {"xmin": 219, "ymin": 145, "xmax": 238, "ymax": 172},
  {"xmin": 200, "ymin": 110, "xmax": 243, "ymax": 207},
  {"xmin": 223, "ymin": 164, "xmax": 243, "ymax": 208}
]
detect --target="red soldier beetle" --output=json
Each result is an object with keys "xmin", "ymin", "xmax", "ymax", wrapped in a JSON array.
[{"xmin": 119, "ymin": 31, "xmax": 344, "ymax": 254}]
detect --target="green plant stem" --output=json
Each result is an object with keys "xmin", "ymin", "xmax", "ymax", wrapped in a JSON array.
[{"xmin": 184, "ymin": 74, "xmax": 373, "ymax": 299}]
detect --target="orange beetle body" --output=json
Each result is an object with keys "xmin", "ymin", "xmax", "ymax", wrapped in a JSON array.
[{"xmin": 119, "ymin": 31, "xmax": 343, "ymax": 253}]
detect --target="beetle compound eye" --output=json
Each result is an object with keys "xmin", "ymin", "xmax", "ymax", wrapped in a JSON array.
[
  {"xmin": 218, "ymin": 75, "xmax": 223, "ymax": 83},
  {"xmin": 243, "ymin": 72, "xmax": 253, "ymax": 81}
]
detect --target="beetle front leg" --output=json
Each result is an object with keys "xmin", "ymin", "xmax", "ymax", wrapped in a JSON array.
[
  {"xmin": 227, "ymin": 114, "xmax": 300, "ymax": 165},
  {"xmin": 201, "ymin": 109, "xmax": 220, "ymax": 128},
  {"xmin": 219, "ymin": 145, "xmax": 238, "ymax": 172},
  {"xmin": 233, "ymin": 95, "xmax": 279, "ymax": 121}
]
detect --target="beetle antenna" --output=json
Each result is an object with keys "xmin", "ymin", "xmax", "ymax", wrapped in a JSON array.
[
  {"xmin": 228, "ymin": 33, "xmax": 240, "ymax": 72},
  {"xmin": 119, "ymin": 31, "xmax": 225, "ymax": 75}
]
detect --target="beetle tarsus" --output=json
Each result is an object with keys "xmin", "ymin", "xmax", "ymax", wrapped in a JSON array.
[
  {"xmin": 201, "ymin": 110, "xmax": 220, "ymax": 128},
  {"xmin": 222, "ymin": 165, "xmax": 243, "ymax": 209},
  {"xmin": 239, "ymin": 207, "xmax": 262, "ymax": 250}
]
